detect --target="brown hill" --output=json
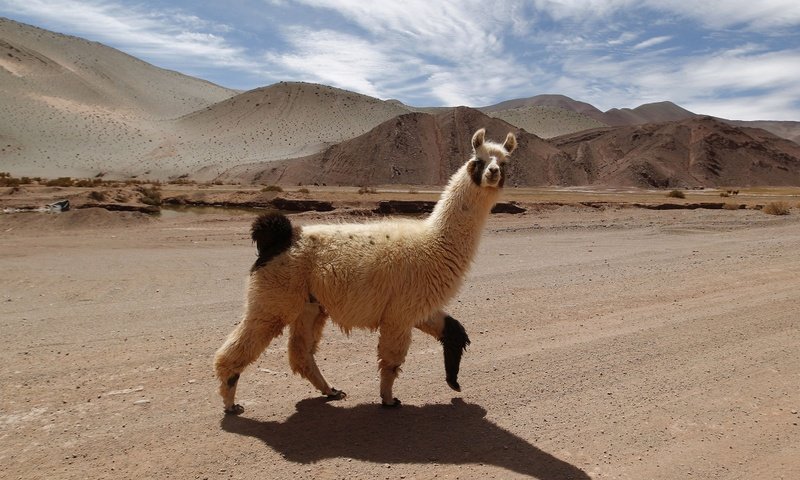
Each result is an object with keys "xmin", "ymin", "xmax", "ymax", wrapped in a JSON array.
[
  {"xmin": 221, "ymin": 107, "xmax": 574, "ymax": 186},
  {"xmin": 169, "ymin": 82, "xmax": 410, "ymax": 179},
  {"xmin": 482, "ymin": 94, "xmax": 606, "ymax": 121},
  {"xmin": 603, "ymin": 101, "xmax": 696, "ymax": 126},
  {"xmin": 551, "ymin": 116, "xmax": 800, "ymax": 187},
  {"xmin": 724, "ymin": 119, "xmax": 800, "ymax": 145},
  {"xmin": 484, "ymin": 94, "xmax": 800, "ymax": 144},
  {"xmin": 487, "ymin": 105, "xmax": 607, "ymax": 138}
]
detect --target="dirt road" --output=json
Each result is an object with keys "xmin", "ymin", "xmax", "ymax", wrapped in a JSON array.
[{"xmin": 1, "ymin": 205, "xmax": 798, "ymax": 479}]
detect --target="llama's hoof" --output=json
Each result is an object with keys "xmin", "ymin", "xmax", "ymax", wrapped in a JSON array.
[
  {"xmin": 326, "ymin": 388, "xmax": 347, "ymax": 400},
  {"xmin": 447, "ymin": 378, "xmax": 461, "ymax": 392},
  {"xmin": 381, "ymin": 398, "xmax": 402, "ymax": 408},
  {"xmin": 224, "ymin": 404, "xmax": 244, "ymax": 415}
]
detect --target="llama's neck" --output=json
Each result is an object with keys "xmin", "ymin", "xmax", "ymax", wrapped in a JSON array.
[{"xmin": 426, "ymin": 165, "xmax": 499, "ymax": 261}]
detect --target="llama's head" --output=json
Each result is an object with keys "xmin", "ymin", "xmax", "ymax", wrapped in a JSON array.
[{"xmin": 467, "ymin": 128, "xmax": 517, "ymax": 188}]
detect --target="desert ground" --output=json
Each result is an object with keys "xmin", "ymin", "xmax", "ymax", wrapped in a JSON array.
[{"xmin": 1, "ymin": 187, "xmax": 799, "ymax": 480}]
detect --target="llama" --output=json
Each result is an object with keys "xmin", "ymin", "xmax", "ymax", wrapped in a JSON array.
[{"xmin": 214, "ymin": 128, "xmax": 517, "ymax": 414}]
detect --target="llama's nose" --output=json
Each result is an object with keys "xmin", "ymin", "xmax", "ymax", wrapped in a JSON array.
[{"xmin": 488, "ymin": 165, "xmax": 500, "ymax": 175}]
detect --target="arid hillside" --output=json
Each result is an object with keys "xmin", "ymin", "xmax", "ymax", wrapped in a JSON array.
[
  {"xmin": 487, "ymin": 105, "xmax": 606, "ymax": 139},
  {"xmin": 219, "ymin": 107, "xmax": 573, "ymax": 186},
  {"xmin": 552, "ymin": 116, "xmax": 800, "ymax": 187},
  {"xmin": 0, "ymin": 17, "xmax": 236, "ymax": 178},
  {"xmin": 603, "ymin": 101, "xmax": 696, "ymax": 126},
  {"xmin": 169, "ymin": 82, "xmax": 410, "ymax": 180}
]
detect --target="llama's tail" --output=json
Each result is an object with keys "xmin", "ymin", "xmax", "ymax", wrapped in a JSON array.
[{"xmin": 250, "ymin": 212, "xmax": 293, "ymax": 272}]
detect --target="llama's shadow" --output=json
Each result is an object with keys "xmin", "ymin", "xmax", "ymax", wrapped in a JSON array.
[{"xmin": 221, "ymin": 398, "xmax": 590, "ymax": 479}]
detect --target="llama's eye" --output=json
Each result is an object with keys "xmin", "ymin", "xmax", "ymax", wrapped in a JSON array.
[{"xmin": 469, "ymin": 159, "xmax": 486, "ymax": 186}]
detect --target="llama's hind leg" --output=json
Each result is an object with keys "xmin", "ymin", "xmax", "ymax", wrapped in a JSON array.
[
  {"xmin": 214, "ymin": 314, "xmax": 287, "ymax": 415},
  {"xmin": 287, "ymin": 303, "xmax": 345, "ymax": 399},
  {"xmin": 377, "ymin": 323, "xmax": 413, "ymax": 407},
  {"xmin": 416, "ymin": 310, "xmax": 471, "ymax": 392}
]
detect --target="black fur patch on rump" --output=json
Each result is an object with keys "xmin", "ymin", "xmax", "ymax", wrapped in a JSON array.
[
  {"xmin": 440, "ymin": 315, "xmax": 471, "ymax": 391},
  {"xmin": 250, "ymin": 212, "xmax": 293, "ymax": 272}
]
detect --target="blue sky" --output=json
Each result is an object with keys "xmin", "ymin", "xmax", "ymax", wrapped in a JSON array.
[{"xmin": 2, "ymin": 0, "xmax": 800, "ymax": 121}]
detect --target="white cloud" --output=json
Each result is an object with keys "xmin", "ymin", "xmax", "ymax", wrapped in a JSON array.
[
  {"xmin": 264, "ymin": 27, "xmax": 410, "ymax": 98},
  {"xmin": 2, "ymin": 0, "xmax": 799, "ymax": 119},
  {"xmin": 0, "ymin": 0, "xmax": 257, "ymax": 70},
  {"xmin": 530, "ymin": 0, "xmax": 800, "ymax": 31},
  {"xmin": 633, "ymin": 36, "xmax": 671, "ymax": 50},
  {"xmin": 264, "ymin": 0, "xmax": 539, "ymax": 105},
  {"xmin": 651, "ymin": 0, "xmax": 800, "ymax": 30}
]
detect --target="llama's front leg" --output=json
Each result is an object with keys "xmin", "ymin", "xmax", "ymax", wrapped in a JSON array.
[
  {"xmin": 214, "ymin": 314, "xmax": 286, "ymax": 415},
  {"xmin": 377, "ymin": 324, "xmax": 413, "ymax": 407},
  {"xmin": 416, "ymin": 310, "xmax": 471, "ymax": 392},
  {"xmin": 288, "ymin": 303, "xmax": 346, "ymax": 400}
]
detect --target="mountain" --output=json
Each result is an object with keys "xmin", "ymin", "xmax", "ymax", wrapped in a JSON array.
[
  {"xmin": 2, "ymin": 18, "xmax": 799, "ymax": 187},
  {"xmin": 483, "ymin": 95, "xmax": 698, "ymax": 126},
  {"xmin": 0, "ymin": 17, "xmax": 236, "ymax": 178},
  {"xmin": 0, "ymin": 18, "xmax": 235, "ymax": 118},
  {"xmin": 724, "ymin": 119, "xmax": 800, "ymax": 145},
  {"xmin": 220, "ymin": 107, "xmax": 572, "ymax": 186},
  {"xmin": 170, "ymin": 82, "xmax": 410, "ymax": 179},
  {"xmin": 487, "ymin": 105, "xmax": 607, "ymax": 138},
  {"xmin": 0, "ymin": 19, "xmax": 408, "ymax": 180},
  {"xmin": 551, "ymin": 116, "xmax": 800, "ymax": 188},
  {"xmin": 603, "ymin": 101, "xmax": 696, "ymax": 126},
  {"xmin": 482, "ymin": 94, "xmax": 606, "ymax": 120}
]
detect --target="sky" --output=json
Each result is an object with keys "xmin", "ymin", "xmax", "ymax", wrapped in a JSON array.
[{"xmin": 2, "ymin": 0, "xmax": 800, "ymax": 121}]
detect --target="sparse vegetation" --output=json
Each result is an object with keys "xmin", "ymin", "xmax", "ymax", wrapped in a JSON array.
[
  {"xmin": 297, "ymin": 187, "xmax": 310, "ymax": 194},
  {"xmin": 88, "ymin": 190, "xmax": 107, "ymax": 202},
  {"xmin": 719, "ymin": 192, "xmax": 729, "ymax": 197},
  {"xmin": 763, "ymin": 201, "xmax": 790, "ymax": 215},
  {"xmin": 45, "ymin": 177, "xmax": 75, "ymax": 187},
  {"xmin": 0, "ymin": 173, "xmax": 21, "ymax": 187},
  {"xmin": 75, "ymin": 178, "xmax": 103, "ymax": 188},
  {"xmin": 262, "ymin": 185, "xmax": 283, "ymax": 192},
  {"xmin": 167, "ymin": 178, "xmax": 197, "ymax": 185},
  {"xmin": 667, "ymin": 189, "xmax": 685, "ymax": 199},
  {"xmin": 723, "ymin": 203, "xmax": 741, "ymax": 210},
  {"xmin": 358, "ymin": 186, "xmax": 377, "ymax": 194},
  {"xmin": 137, "ymin": 185, "xmax": 162, "ymax": 206}
]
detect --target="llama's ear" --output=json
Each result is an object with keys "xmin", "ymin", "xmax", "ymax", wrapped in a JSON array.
[
  {"xmin": 503, "ymin": 132, "xmax": 517, "ymax": 154},
  {"xmin": 472, "ymin": 129, "xmax": 486, "ymax": 151}
]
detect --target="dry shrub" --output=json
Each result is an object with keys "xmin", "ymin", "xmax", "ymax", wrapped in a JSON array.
[
  {"xmin": 722, "ymin": 203, "xmax": 741, "ymax": 210},
  {"xmin": 75, "ymin": 178, "xmax": 103, "ymax": 188},
  {"xmin": 358, "ymin": 186, "xmax": 377, "ymax": 194},
  {"xmin": 45, "ymin": 177, "xmax": 75, "ymax": 187},
  {"xmin": 88, "ymin": 190, "xmax": 107, "ymax": 202},
  {"xmin": 262, "ymin": 185, "xmax": 283, "ymax": 192},
  {"xmin": 0, "ymin": 175, "xmax": 20, "ymax": 187},
  {"xmin": 297, "ymin": 188, "xmax": 310, "ymax": 194},
  {"xmin": 719, "ymin": 192, "xmax": 729, "ymax": 197},
  {"xmin": 137, "ymin": 185, "xmax": 162, "ymax": 206},
  {"xmin": 763, "ymin": 201, "xmax": 790, "ymax": 215},
  {"xmin": 667, "ymin": 189, "xmax": 685, "ymax": 199}
]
